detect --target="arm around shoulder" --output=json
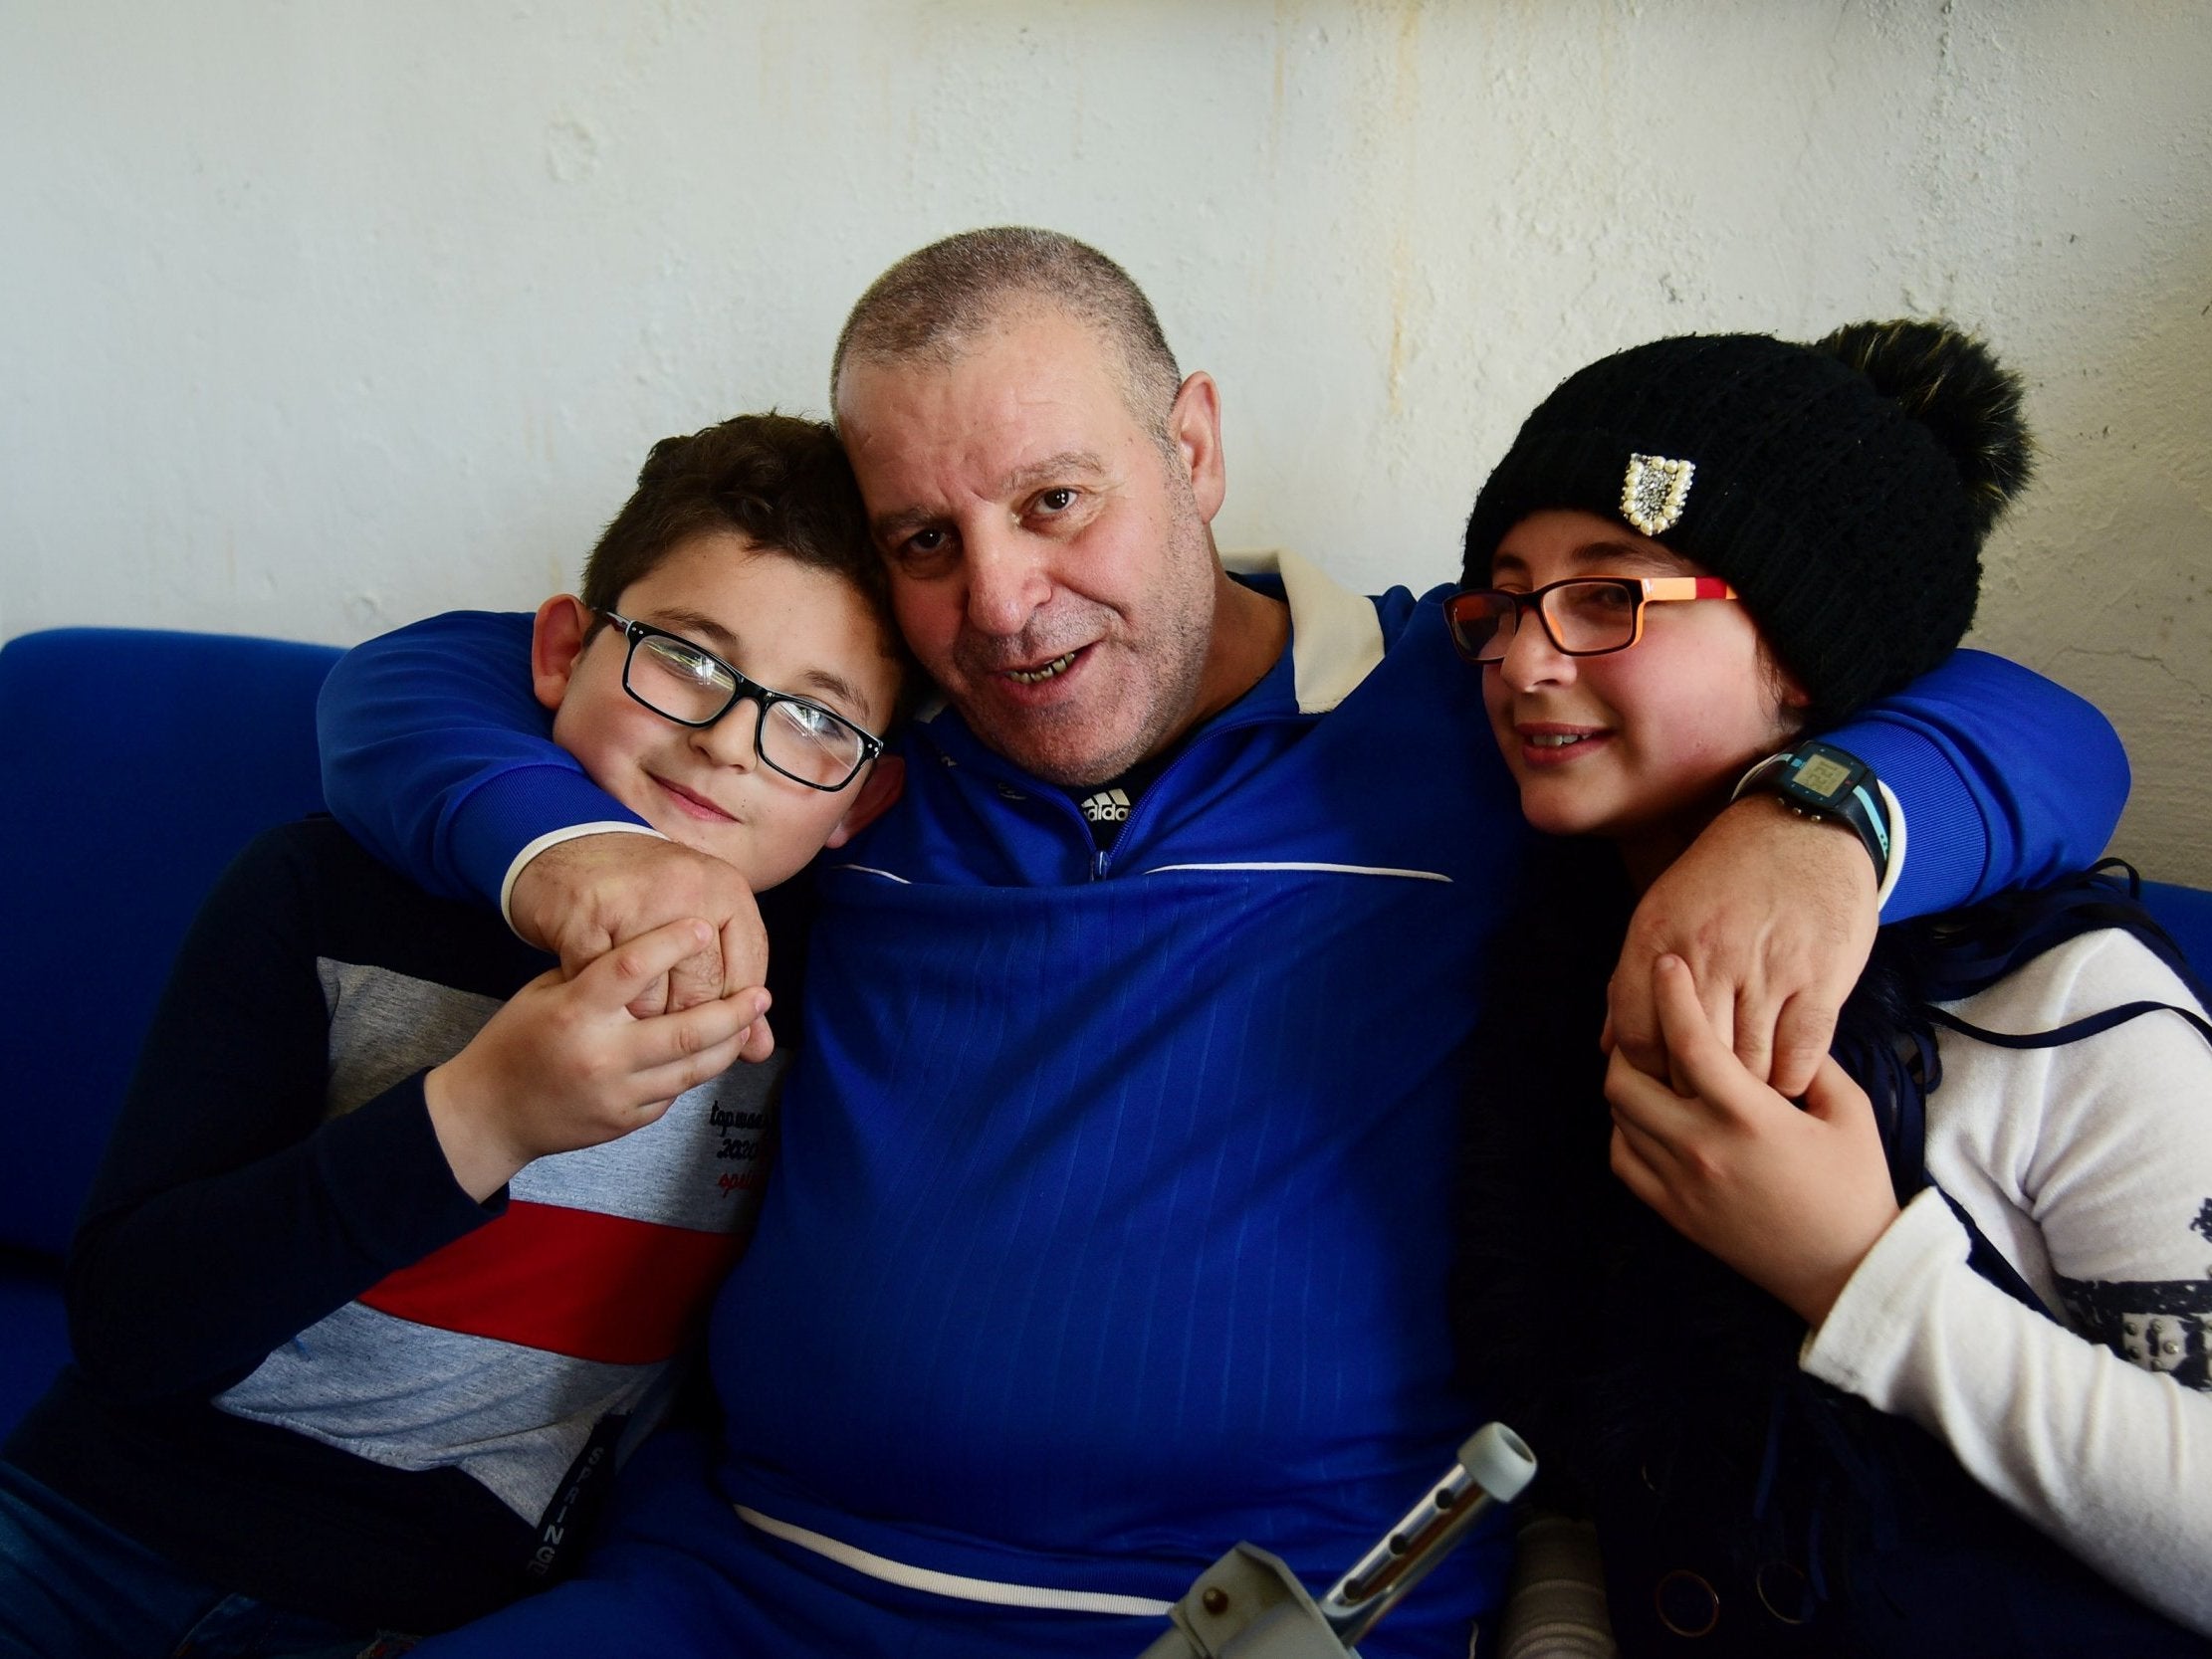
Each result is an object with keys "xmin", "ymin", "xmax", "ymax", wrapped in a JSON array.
[
  {"xmin": 1826, "ymin": 648, "xmax": 2129, "ymax": 919},
  {"xmin": 317, "ymin": 609, "xmax": 641, "ymax": 906},
  {"xmin": 318, "ymin": 610, "xmax": 765, "ymax": 1014}
]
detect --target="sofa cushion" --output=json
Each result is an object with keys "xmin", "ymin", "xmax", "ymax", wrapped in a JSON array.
[
  {"xmin": 0, "ymin": 629, "xmax": 338, "ymax": 1262},
  {"xmin": 0, "ymin": 1251, "xmax": 72, "ymax": 1439},
  {"xmin": 2141, "ymin": 880, "xmax": 2212, "ymax": 992}
]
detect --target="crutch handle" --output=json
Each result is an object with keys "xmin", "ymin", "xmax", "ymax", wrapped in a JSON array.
[
  {"xmin": 1135, "ymin": 1422, "xmax": 1537, "ymax": 1658},
  {"xmin": 1316, "ymin": 1422, "xmax": 1538, "ymax": 1648}
]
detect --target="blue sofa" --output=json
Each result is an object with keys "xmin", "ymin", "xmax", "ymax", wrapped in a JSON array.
[
  {"xmin": 0, "ymin": 626, "xmax": 2208, "ymax": 1445},
  {"xmin": 0, "ymin": 628, "xmax": 339, "ymax": 1437}
]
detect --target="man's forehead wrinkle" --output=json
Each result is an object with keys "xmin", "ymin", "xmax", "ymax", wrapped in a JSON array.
[
  {"xmin": 832, "ymin": 305, "xmax": 1039, "ymax": 417},
  {"xmin": 862, "ymin": 445, "xmax": 1112, "ymax": 543},
  {"xmin": 838, "ymin": 299, "xmax": 1156, "ymax": 435},
  {"xmin": 840, "ymin": 308, "xmax": 1170, "ymax": 605},
  {"xmin": 999, "ymin": 449, "xmax": 1112, "ymax": 496},
  {"xmin": 850, "ymin": 368, "xmax": 1122, "ymax": 530}
]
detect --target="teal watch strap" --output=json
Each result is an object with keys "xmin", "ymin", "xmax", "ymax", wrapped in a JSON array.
[{"xmin": 1735, "ymin": 740, "xmax": 1891, "ymax": 880}]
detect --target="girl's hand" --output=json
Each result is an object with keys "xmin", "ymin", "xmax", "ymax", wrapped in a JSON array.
[
  {"xmin": 1605, "ymin": 953, "xmax": 1900, "ymax": 1327},
  {"xmin": 424, "ymin": 918, "xmax": 768, "ymax": 1200}
]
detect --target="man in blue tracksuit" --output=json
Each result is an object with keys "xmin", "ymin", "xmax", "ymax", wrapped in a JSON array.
[{"xmin": 320, "ymin": 229, "xmax": 2126, "ymax": 1657}]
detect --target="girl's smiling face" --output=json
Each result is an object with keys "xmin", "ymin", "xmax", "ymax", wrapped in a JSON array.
[{"xmin": 1481, "ymin": 509, "xmax": 1807, "ymax": 884}]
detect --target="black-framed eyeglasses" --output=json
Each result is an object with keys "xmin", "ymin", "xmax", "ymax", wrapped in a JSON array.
[
  {"xmin": 1443, "ymin": 575, "xmax": 1740, "ymax": 664},
  {"xmin": 597, "ymin": 610, "xmax": 885, "ymax": 792}
]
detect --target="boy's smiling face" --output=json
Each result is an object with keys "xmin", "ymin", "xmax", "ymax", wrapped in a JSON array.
[{"xmin": 534, "ymin": 529, "xmax": 905, "ymax": 893}]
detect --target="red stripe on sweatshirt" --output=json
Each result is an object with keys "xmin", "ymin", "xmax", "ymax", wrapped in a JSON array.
[{"xmin": 357, "ymin": 1200, "xmax": 747, "ymax": 1365}]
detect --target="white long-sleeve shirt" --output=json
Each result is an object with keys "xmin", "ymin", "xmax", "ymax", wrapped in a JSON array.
[{"xmin": 1804, "ymin": 927, "xmax": 2212, "ymax": 1634}]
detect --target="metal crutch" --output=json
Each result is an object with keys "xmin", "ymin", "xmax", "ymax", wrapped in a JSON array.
[{"xmin": 1134, "ymin": 1421, "xmax": 1537, "ymax": 1658}]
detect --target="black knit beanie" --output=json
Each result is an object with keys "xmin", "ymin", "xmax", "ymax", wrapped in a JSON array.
[{"xmin": 1460, "ymin": 322, "xmax": 2032, "ymax": 725}]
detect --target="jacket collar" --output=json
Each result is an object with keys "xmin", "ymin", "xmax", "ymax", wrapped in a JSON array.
[{"xmin": 1220, "ymin": 547, "xmax": 1385, "ymax": 715}]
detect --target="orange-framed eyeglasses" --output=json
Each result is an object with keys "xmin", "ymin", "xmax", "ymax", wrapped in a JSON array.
[{"xmin": 1444, "ymin": 576, "xmax": 1740, "ymax": 664}]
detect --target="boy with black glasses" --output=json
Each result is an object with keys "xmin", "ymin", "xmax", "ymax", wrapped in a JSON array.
[{"xmin": 0, "ymin": 414, "xmax": 910, "ymax": 1656}]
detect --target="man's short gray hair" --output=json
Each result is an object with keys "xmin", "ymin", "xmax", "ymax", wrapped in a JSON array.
[{"xmin": 831, "ymin": 228, "xmax": 1184, "ymax": 437}]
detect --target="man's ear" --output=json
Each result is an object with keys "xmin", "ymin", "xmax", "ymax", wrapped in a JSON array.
[
  {"xmin": 531, "ymin": 595, "xmax": 593, "ymax": 713},
  {"xmin": 1166, "ymin": 370, "xmax": 1225, "ymax": 523},
  {"xmin": 824, "ymin": 754, "xmax": 905, "ymax": 849}
]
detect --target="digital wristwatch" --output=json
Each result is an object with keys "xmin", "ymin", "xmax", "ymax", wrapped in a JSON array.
[{"xmin": 1734, "ymin": 739, "xmax": 1892, "ymax": 887}]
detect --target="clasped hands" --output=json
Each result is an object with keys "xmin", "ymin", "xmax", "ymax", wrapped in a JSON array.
[
  {"xmin": 1601, "ymin": 796, "xmax": 1902, "ymax": 1329},
  {"xmin": 424, "ymin": 834, "xmax": 774, "ymax": 1200}
]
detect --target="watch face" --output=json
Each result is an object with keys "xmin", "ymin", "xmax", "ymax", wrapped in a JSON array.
[{"xmin": 1793, "ymin": 753, "xmax": 1854, "ymax": 800}]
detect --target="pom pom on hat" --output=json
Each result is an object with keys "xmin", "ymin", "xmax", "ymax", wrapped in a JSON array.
[{"xmin": 1815, "ymin": 319, "xmax": 2034, "ymax": 539}]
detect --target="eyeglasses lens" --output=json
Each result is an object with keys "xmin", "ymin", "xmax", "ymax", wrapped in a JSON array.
[
  {"xmin": 1448, "ymin": 593, "xmax": 1516, "ymax": 662},
  {"xmin": 1545, "ymin": 582, "xmax": 1639, "ymax": 654},
  {"xmin": 631, "ymin": 634, "xmax": 737, "ymax": 723},
  {"xmin": 629, "ymin": 632, "xmax": 863, "ymax": 787},
  {"xmin": 762, "ymin": 699, "xmax": 865, "ymax": 787}
]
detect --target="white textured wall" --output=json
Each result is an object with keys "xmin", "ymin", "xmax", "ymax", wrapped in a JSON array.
[{"xmin": 4, "ymin": 1, "xmax": 2207, "ymax": 881}]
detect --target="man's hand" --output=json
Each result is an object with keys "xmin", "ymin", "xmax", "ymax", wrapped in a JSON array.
[
  {"xmin": 425, "ymin": 919, "xmax": 770, "ymax": 1201},
  {"xmin": 1607, "ymin": 793, "xmax": 1877, "ymax": 1095},
  {"xmin": 509, "ymin": 833, "xmax": 771, "ymax": 1047},
  {"xmin": 1607, "ymin": 954, "xmax": 1899, "ymax": 1328}
]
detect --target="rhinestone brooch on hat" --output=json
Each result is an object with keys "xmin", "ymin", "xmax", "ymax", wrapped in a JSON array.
[{"xmin": 1622, "ymin": 454, "xmax": 1695, "ymax": 536}]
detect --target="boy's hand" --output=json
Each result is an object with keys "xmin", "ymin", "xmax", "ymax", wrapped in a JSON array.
[
  {"xmin": 425, "ymin": 918, "xmax": 769, "ymax": 1201},
  {"xmin": 1607, "ymin": 793, "xmax": 1877, "ymax": 1095},
  {"xmin": 1606, "ymin": 953, "xmax": 1898, "ymax": 1328},
  {"xmin": 509, "ymin": 833, "xmax": 772, "ymax": 1049}
]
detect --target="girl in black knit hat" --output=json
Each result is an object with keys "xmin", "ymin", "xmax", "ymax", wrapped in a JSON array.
[{"xmin": 1448, "ymin": 321, "xmax": 2212, "ymax": 1654}]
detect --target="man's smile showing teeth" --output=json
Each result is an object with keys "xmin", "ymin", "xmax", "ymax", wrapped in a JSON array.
[{"xmin": 1005, "ymin": 650, "xmax": 1079, "ymax": 685}]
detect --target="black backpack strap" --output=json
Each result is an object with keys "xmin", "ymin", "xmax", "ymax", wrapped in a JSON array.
[
  {"xmin": 1927, "ymin": 999, "xmax": 2212, "ymax": 1052},
  {"xmin": 1931, "ymin": 1186, "xmax": 2053, "ymax": 1319},
  {"xmin": 1910, "ymin": 986, "xmax": 2208, "ymax": 1320}
]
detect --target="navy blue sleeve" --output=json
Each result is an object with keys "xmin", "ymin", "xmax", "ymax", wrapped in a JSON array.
[
  {"xmin": 65, "ymin": 826, "xmax": 499, "ymax": 1402},
  {"xmin": 315, "ymin": 610, "xmax": 643, "ymax": 907},
  {"xmin": 1826, "ymin": 648, "xmax": 2130, "ymax": 918}
]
